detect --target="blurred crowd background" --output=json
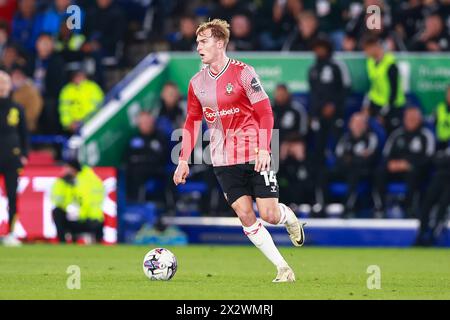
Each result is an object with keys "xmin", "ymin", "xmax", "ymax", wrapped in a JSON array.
[{"xmin": 1, "ymin": 0, "xmax": 450, "ymax": 245}]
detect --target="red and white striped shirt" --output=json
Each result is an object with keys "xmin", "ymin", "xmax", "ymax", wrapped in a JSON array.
[{"xmin": 180, "ymin": 58, "xmax": 274, "ymax": 167}]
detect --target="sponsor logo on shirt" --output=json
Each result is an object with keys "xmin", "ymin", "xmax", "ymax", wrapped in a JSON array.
[{"xmin": 203, "ymin": 107, "xmax": 240, "ymax": 123}]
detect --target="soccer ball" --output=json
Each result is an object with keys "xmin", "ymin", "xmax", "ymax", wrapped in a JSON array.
[{"xmin": 142, "ymin": 248, "xmax": 177, "ymax": 281}]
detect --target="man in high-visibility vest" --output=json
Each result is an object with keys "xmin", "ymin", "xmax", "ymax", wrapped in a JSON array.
[
  {"xmin": 51, "ymin": 160, "xmax": 105, "ymax": 243},
  {"xmin": 435, "ymin": 85, "xmax": 450, "ymax": 150},
  {"xmin": 362, "ymin": 35, "xmax": 406, "ymax": 134}
]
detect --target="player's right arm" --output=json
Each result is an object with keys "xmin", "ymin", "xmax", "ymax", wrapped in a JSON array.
[{"xmin": 173, "ymin": 81, "xmax": 203, "ymax": 185}]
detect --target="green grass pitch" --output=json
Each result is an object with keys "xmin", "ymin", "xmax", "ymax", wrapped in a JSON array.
[{"xmin": 0, "ymin": 245, "xmax": 449, "ymax": 300}]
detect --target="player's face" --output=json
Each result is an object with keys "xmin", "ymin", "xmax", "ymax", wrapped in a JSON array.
[{"xmin": 196, "ymin": 29, "xmax": 222, "ymax": 64}]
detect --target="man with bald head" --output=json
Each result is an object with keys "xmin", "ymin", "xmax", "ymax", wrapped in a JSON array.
[
  {"xmin": 374, "ymin": 107, "xmax": 435, "ymax": 218},
  {"xmin": 319, "ymin": 112, "xmax": 379, "ymax": 217},
  {"xmin": 0, "ymin": 70, "xmax": 29, "ymax": 246}
]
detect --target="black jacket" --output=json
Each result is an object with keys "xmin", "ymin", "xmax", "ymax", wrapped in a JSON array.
[
  {"xmin": 308, "ymin": 57, "xmax": 351, "ymax": 119},
  {"xmin": 335, "ymin": 130, "xmax": 379, "ymax": 168},
  {"xmin": 0, "ymin": 98, "xmax": 29, "ymax": 166},
  {"xmin": 383, "ymin": 126, "xmax": 436, "ymax": 169},
  {"xmin": 124, "ymin": 130, "xmax": 168, "ymax": 171}
]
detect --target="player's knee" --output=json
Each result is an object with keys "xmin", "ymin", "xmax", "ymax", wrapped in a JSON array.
[
  {"xmin": 259, "ymin": 206, "xmax": 279, "ymax": 225},
  {"xmin": 232, "ymin": 202, "xmax": 255, "ymax": 223}
]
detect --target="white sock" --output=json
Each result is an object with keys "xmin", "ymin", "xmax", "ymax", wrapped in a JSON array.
[
  {"xmin": 243, "ymin": 220, "xmax": 288, "ymax": 268},
  {"xmin": 277, "ymin": 203, "xmax": 298, "ymax": 225}
]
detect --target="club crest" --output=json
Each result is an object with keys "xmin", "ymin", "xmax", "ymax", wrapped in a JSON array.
[{"xmin": 225, "ymin": 82, "xmax": 233, "ymax": 95}]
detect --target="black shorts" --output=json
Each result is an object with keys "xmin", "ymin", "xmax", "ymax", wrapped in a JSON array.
[{"xmin": 213, "ymin": 163, "xmax": 279, "ymax": 205}]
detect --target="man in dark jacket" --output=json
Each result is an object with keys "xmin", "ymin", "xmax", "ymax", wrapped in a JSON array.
[
  {"xmin": 308, "ymin": 37, "xmax": 351, "ymax": 164},
  {"xmin": 319, "ymin": 112, "xmax": 379, "ymax": 217},
  {"xmin": 374, "ymin": 107, "xmax": 435, "ymax": 218},
  {"xmin": 0, "ymin": 70, "xmax": 29, "ymax": 246}
]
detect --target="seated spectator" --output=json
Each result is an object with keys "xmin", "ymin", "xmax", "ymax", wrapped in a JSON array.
[
  {"xmin": 256, "ymin": 0, "xmax": 301, "ymax": 51},
  {"xmin": 284, "ymin": 11, "xmax": 322, "ymax": 51},
  {"xmin": 343, "ymin": 0, "xmax": 395, "ymax": 51},
  {"xmin": 11, "ymin": 64, "xmax": 43, "ymax": 132},
  {"xmin": 319, "ymin": 112, "xmax": 379, "ymax": 217},
  {"xmin": 55, "ymin": 20, "xmax": 86, "ymax": 63},
  {"xmin": 374, "ymin": 107, "xmax": 435, "ymax": 218},
  {"xmin": 32, "ymin": 32, "xmax": 65, "ymax": 133},
  {"xmin": 41, "ymin": 0, "xmax": 79, "ymax": 38},
  {"xmin": 124, "ymin": 111, "xmax": 169, "ymax": 203},
  {"xmin": 278, "ymin": 133, "xmax": 317, "ymax": 210},
  {"xmin": 156, "ymin": 81, "xmax": 185, "ymax": 131},
  {"xmin": 210, "ymin": 0, "xmax": 252, "ymax": 23},
  {"xmin": 51, "ymin": 159, "xmax": 105, "ymax": 244},
  {"xmin": 1, "ymin": 43, "xmax": 27, "ymax": 73},
  {"xmin": 408, "ymin": 14, "xmax": 450, "ymax": 52},
  {"xmin": 59, "ymin": 67, "xmax": 104, "ymax": 133},
  {"xmin": 415, "ymin": 143, "xmax": 450, "ymax": 246},
  {"xmin": 83, "ymin": 0, "xmax": 126, "ymax": 59},
  {"xmin": 0, "ymin": 20, "xmax": 9, "ymax": 59},
  {"xmin": 272, "ymin": 83, "xmax": 308, "ymax": 141},
  {"xmin": 434, "ymin": 85, "xmax": 450, "ymax": 150},
  {"xmin": 228, "ymin": 14, "xmax": 257, "ymax": 51},
  {"xmin": 170, "ymin": 15, "xmax": 197, "ymax": 52},
  {"xmin": 11, "ymin": 0, "xmax": 43, "ymax": 52}
]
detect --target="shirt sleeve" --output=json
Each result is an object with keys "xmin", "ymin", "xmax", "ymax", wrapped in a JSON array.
[
  {"xmin": 240, "ymin": 65, "xmax": 269, "ymax": 105},
  {"xmin": 179, "ymin": 81, "xmax": 203, "ymax": 161}
]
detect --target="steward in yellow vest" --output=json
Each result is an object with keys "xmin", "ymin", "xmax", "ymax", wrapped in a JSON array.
[
  {"xmin": 51, "ymin": 160, "xmax": 105, "ymax": 243},
  {"xmin": 59, "ymin": 69, "xmax": 103, "ymax": 133},
  {"xmin": 362, "ymin": 35, "xmax": 406, "ymax": 133},
  {"xmin": 435, "ymin": 86, "xmax": 450, "ymax": 150}
]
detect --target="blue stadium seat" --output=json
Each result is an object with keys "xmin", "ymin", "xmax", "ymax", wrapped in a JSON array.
[
  {"xmin": 177, "ymin": 181, "xmax": 208, "ymax": 194},
  {"xmin": 145, "ymin": 179, "xmax": 164, "ymax": 194},
  {"xmin": 329, "ymin": 182, "xmax": 370, "ymax": 197},
  {"xmin": 387, "ymin": 183, "xmax": 407, "ymax": 195}
]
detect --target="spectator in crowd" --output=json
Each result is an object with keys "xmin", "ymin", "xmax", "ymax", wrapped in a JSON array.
[
  {"xmin": 278, "ymin": 133, "xmax": 317, "ymax": 210},
  {"xmin": 319, "ymin": 112, "xmax": 379, "ymax": 217},
  {"xmin": 362, "ymin": 34, "xmax": 406, "ymax": 134},
  {"xmin": 272, "ymin": 83, "xmax": 308, "ymax": 141},
  {"xmin": 59, "ymin": 66, "xmax": 104, "ymax": 133},
  {"xmin": 0, "ymin": 70, "xmax": 28, "ymax": 247},
  {"xmin": 343, "ymin": 0, "xmax": 395, "ymax": 51},
  {"xmin": 228, "ymin": 13, "xmax": 257, "ymax": 51},
  {"xmin": 394, "ymin": 0, "xmax": 427, "ymax": 50},
  {"xmin": 256, "ymin": 0, "xmax": 301, "ymax": 51},
  {"xmin": 124, "ymin": 111, "xmax": 169, "ymax": 203},
  {"xmin": 11, "ymin": 63, "xmax": 43, "ymax": 132},
  {"xmin": 41, "ymin": 0, "xmax": 77, "ymax": 38},
  {"xmin": 308, "ymin": 37, "xmax": 351, "ymax": 164},
  {"xmin": 83, "ymin": 0, "xmax": 126, "ymax": 59},
  {"xmin": 301, "ymin": 0, "xmax": 348, "ymax": 51},
  {"xmin": 374, "ymin": 107, "xmax": 435, "ymax": 218},
  {"xmin": 1, "ymin": 43, "xmax": 27, "ymax": 73},
  {"xmin": 0, "ymin": 20, "xmax": 9, "ymax": 59},
  {"xmin": 434, "ymin": 85, "xmax": 450, "ymax": 150},
  {"xmin": 55, "ymin": 20, "xmax": 86, "ymax": 63},
  {"xmin": 284, "ymin": 11, "xmax": 322, "ymax": 51},
  {"xmin": 51, "ymin": 159, "xmax": 105, "ymax": 244},
  {"xmin": 408, "ymin": 14, "xmax": 450, "ymax": 52},
  {"xmin": 415, "ymin": 143, "xmax": 450, "ymax": 246},
  {"xmin": 11, "ymin": 0, "xmax": 43, "ymax": 52},
  {"xmin": 210, "ymin": 0, "xmax": 252, "ymax": 23},
  {"xmin": 156, "ymin": 81, "xmax": 185, "ymax": 131},
  {"xmin": 32, "ymin": 32, "xmax": 65, "ymax": 133},
  {"xmin": 0, "ymin": 0, "xmax": 17, "ymax": 28},
  {"xmin": 170, "ymin": 15, "xmax": 197, "ymax": 52}
]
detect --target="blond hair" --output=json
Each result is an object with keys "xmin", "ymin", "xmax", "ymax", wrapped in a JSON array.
[{"xmin": 196, "ymin": 19, "xmax": 230, "ymax": 46}]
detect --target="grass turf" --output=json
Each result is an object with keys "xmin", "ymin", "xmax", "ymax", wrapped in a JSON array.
[{"xmin": 0, "ymin": 245, "xmax": 449, "ymax": 300}]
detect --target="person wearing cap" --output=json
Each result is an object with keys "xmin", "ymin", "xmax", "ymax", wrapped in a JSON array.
[
  {"xmin": 0, "ymin": 70, "xmax": 29, "ymax": 246},
  {"xmin": 308, "ymin": 36, "xmax": 351, "ymax": 164},
  {"xmin": 362, "ymin": 34, "xmax": 406, "ymax": 134},
  {"xmin": 51, "ymin": 159, "xmax": 105, "ymax": 244},
  {"xmin": 58, "ymin": 66, "xmax": 104, "ymax": 133}
]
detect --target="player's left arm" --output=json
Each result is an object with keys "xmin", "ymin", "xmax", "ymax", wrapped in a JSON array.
[{"xmin": 240, "ymin": 65, "xmax": 273, "ymax": 172}]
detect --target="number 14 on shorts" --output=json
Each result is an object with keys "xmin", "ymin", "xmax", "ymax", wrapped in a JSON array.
[{"xmin": 260, "ymin": 170, "xmax": 278, "ymax": 192}]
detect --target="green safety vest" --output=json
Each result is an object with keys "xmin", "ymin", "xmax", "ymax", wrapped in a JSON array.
[
  {"xmin": 436, "ymin": 102, "xmax": 450, "ymax": 142},
  {"xmin": 51, "ymin": 166, "xmax": 105, "ymax": 222},
  {"xmin": 59, "ymin": 79, "xmax": 104, "ymax": 129},
  {"xmin": 367, "ymin": 53, "xmax": 406, "ymax": 108}
]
